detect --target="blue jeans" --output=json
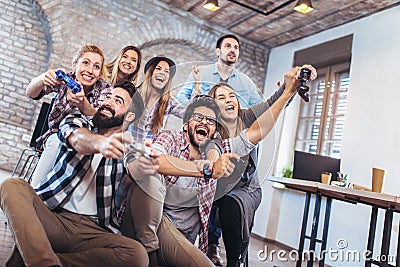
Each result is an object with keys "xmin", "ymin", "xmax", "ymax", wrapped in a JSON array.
[{"xmin": 208, "ymin": 206, "xmax": 222, "ymax": 246}]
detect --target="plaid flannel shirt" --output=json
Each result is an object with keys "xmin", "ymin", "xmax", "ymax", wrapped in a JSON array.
[
  {"xmin": 128, "ymin": 95, "xmax": 185, "ymax": 141},
  {"xmin": 35, "ymin": 112, "xmax": 127, "ymax": 234},
  {"xmin": 34, "ymin": 73, "xmax": 112, "ymax": 143},
  {"xmin": 152, "ymin": 130, "xmax": 216, "ymax": 254}
]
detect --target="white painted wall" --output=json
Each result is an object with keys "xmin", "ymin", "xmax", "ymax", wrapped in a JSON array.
[{"xmin": 253, "ymin": 5, "xmax": 400, "ymax": 266}]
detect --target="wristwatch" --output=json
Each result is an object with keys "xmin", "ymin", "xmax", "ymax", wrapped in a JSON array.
[{"xmin": 203, "ymin": 164, "xmax": 213, "ymax": 180}]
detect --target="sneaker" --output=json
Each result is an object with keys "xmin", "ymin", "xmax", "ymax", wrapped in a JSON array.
[{"xmin": 207, "ymin": 244, "xmax": 223, "ymax": 266}]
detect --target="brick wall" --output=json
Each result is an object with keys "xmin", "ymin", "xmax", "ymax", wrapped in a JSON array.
[
  {"xmin": 0, "ymin": 0, "xmax": 270, "ymax": 171},
  {"xmin": 0, "ymin": 0, "xmax": 51, "ymax": 171}
]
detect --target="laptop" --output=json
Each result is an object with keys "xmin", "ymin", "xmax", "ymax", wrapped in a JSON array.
[{"xmin": 292, "ymin": 150, "xmax": 341, "ymax": 182}]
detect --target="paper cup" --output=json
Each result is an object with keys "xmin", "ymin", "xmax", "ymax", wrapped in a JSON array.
[
  {"xmin": 371, "ymin": 167, "xmax": 386, "ymax": 193},
  {"xmin": 321, "ymin": 172, "xmax": 332, "ymax": 185}
]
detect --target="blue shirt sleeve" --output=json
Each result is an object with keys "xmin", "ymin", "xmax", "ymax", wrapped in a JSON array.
[{"xmin": 176, "ymin": 72, "xmax": 195, "ymax": 105}]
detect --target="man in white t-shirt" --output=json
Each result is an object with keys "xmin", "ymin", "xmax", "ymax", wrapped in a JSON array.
[{"xmin": 0, "ymin": 81, "xmax": 149, "ymax": 267}]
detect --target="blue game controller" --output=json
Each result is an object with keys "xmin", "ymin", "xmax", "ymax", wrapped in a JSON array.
[{"xmin": 55, "ymin": 70, "xmax": 81, "ymax": 93}]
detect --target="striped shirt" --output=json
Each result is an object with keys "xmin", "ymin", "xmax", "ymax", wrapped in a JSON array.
[{"xmin": 35, "ymin": 112, "xmax": 128, "ymax": 233}]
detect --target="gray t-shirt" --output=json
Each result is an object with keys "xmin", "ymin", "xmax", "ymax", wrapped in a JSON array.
[
  {"xmin": 152, "ymin": 134, "xmax": 204, "ymax": 244},
  {"xmin": 163, "ymin": 176, "xmax": 202, "ymax": 244}
]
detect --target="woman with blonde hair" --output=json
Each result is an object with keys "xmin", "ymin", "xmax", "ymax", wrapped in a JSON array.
[
  {"xmin": 27, "ymin": 43, "xmax": 112, "ymax": 187},
  {"xmin": 106, "ymin": 45, "xmax": 142, "ymax": 85}
]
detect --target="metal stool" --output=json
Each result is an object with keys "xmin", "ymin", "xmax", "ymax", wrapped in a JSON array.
[
  {"xmin": 12, "ymin": 99, "xmax": 53, "ymax": 183},
  {"xmin": 11, "ymin": 147, "xmax": 42, "ymax": 183}
]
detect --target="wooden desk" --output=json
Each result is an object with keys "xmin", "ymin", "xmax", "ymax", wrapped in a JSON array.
[
  {"xmin": 318, "ymin": 183, "xmax": 397, "ymax": 267},
  {"xmin": 268, "ymin": 177, "xmax": 329, "ymax": 267},
  {"xmin": 267, "ymin": 177, "xmax": 398, "ymax": 267}
]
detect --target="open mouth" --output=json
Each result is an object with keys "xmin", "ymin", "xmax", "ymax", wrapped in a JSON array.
[
  {"xmin": 99, "ymin": 106, "xmax": 115, "ymax": 117},
  {"xmin": 225, "ymin": 104, "xmax": 235, "ymax": 111},
  {"xmin": 195, "ymin": 125, "xmax": 209, "ymax": 141},
  {"xmin": 155, "ymin": 75, "xmax": 165, "ymax": 82},
  {"xmin": 81, "ymin": 74, "xmax": 94, "ymax": 82},
  {"xmin": 122, "ymin": 64, "xmax": 132, "ymax": 70},
  {"xmin": 227, "ymin": 53, "xmax": 236, "ymax": 59}
]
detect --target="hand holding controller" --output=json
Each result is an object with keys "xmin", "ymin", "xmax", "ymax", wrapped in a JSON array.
[
  {"xmin": 125, "ymin": 142, "xmax": 152, "ymax": 159},
  {"xmin": 297, "ymin": 68, "xmax": 312, "ymax": 102},
  {"xmin": 55, "ymin": 70, "xmax": 81, "ymax": 93}
]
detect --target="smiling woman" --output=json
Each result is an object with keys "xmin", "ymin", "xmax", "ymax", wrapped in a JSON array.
[
  {"xmin": 128, "ymin": 55, "xmax": 186, "ymax": 141},
  {"xmin": 26, "ymin": 44, "xmax": 113, "ymax": 187},
  {"xmin": 105, "ymin": 45, "xmax": 142, "ymax": 86}
]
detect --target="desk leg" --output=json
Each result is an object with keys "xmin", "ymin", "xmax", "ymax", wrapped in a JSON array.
[
  {"xmin": 380, "ymin": 208, "xmax": 393, "ymax": 267},
  {"xmin": 307, "ymin": 193, "xmax": 322, "ymax": 267},
  {"xmin": 319, "ymin": 197, "xmax": 332, "ymax": 267},
  {"xmin": 297, "ymin": 192, "xmax": 311, "ymax": 267},
  {"xmin": 396, "ymin": 220, "xmax": 400, "ymax": 267},
  {"xmin": 365, "ymin": 206, "xmax": 378, "ymax": 267}
]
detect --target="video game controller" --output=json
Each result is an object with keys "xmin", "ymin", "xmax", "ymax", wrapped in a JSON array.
[
  {"xmin": 55, "ymin": 70, "xmax": 81, "ymax": 93},
  {"xmin": 297, "ymin": 68, "xmax": 312, "ymax": 102},
  {"xmin": 125, "ymin": 142, "xmax": 152, "ymax": 159}
]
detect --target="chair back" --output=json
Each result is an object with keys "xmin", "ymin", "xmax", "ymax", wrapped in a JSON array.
[{"xmin": 29, "ymin": 98, "xmax": 55, "ymax": 150}]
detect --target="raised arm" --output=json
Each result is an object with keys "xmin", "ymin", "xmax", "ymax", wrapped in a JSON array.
[
  {"xmin": 246, "ymin": 65, "xmax": 317, "ymax": 145},
  {"xmin": 176, "ymin": 71, "xmax": 195, "ymax": 105}
]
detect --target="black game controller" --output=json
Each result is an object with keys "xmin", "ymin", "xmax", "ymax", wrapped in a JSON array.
[
  {"xmin": 203, "ymin": 164, "xmax": 213, "ymax": 180},
  {"xmin": 297, "ymin": 68, "xmax": 312, "ymax": 102}
]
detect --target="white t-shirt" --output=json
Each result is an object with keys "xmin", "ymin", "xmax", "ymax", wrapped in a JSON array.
[{"xmin": 61, "ymin": 153, "xmax": 103, "ymax": 216}]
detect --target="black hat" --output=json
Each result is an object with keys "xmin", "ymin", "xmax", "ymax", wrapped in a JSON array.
[{"xmin": 144, "ymin": 56, "xmax": 176, "ymax": 78}]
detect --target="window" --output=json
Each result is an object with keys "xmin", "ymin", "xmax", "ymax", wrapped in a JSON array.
[{"xmin": 295, "ymin": 62, "xmax": 350, "ymax": 158}]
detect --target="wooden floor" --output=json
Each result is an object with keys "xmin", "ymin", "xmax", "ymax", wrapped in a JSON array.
[
  {"xmin": 0, "ymin": 170, "xmax": 320, "ymax": 267},
  {"xmin": 0, "ymin": 209, "xmax": 324, "ymax": 267}
]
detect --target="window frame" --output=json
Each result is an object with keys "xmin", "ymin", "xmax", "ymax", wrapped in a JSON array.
[{"xmin": 295, "ymin": 62, "xmax": 350, "ymax": 158}]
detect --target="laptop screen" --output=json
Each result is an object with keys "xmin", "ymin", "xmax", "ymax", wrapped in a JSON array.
[{"xmin": 292, "ymin": 151, "xmax": 341, "ymax": 182}]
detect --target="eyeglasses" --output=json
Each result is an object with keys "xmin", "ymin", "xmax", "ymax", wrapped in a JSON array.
[{"xmin": 191, "ymin": 112, "xmax": 217, "ymax": 125}]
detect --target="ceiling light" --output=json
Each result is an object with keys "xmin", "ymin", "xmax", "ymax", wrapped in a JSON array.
[
  {"xmin": 293, "ymin": 0, "xmax": 313, "ymax": 14},
  {"xmin": 203, "ymin": 0, "xmax": 220, "ymax": 11}
]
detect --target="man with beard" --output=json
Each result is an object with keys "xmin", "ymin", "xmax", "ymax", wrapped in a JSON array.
[
  {"xmin": 123, "ymin": 96, "xmax": 238, "ymax": 267},
  {"xmin": 177, "ymin": 34, "xmax": 268, "ymax": 265},
  {"xmin": 176, "ymin": 34, "xmax": 264, "ymax": 108},
  {"xmin": 0, "ymin": 81, "xmax": 149, "ymax": 267}
]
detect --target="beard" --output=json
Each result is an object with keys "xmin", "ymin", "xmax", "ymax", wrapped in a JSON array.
[
  {"xmin": 187, "ymin": 123, "xmax": 213, "ymax": 149},
  {"xmin": 92, "ymin": 106, "xmax": 124, "ymax": 129},
  {"xmin": 188, "ymin": 125, "xmax": 200, "ymax": 149},
  {"xmin": 220, "ymin": 53, "xmax": 236, "ymax": 66}
]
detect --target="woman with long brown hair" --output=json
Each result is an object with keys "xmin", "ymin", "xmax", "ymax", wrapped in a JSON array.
[
  {"xmin": 129, "ymin": 55, "xmax": 185, "ymax": 141},
  {"xmin": 206, "ymin": 65, "xmax": 317, "ymax": 267}
]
